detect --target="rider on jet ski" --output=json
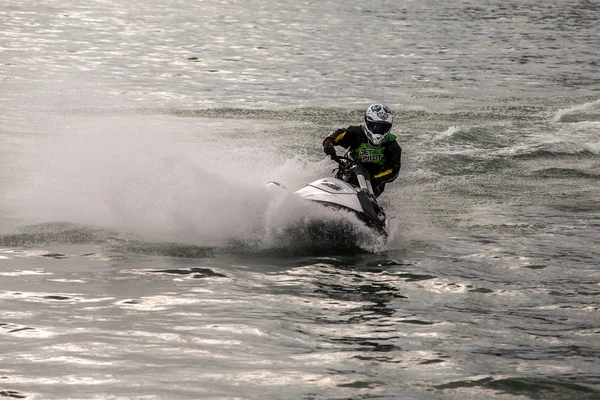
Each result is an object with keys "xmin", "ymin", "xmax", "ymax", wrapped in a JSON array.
[{"xmin": 323, "ymin": 104, "xmax": 402, "ymax": 197}]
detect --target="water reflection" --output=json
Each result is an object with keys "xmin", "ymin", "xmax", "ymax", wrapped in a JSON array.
[{"xmin": 295, "ymin": 259, "xmax": 410, "ymax": 355}]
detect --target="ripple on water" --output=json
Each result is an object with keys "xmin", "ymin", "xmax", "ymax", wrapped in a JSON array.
[{"xmin": 435, "ymin": 376, "xmax": 600, "ymax": 399}]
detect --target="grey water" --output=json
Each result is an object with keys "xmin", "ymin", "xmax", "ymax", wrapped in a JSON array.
[{"xmin": 1, "ymin": 0, "xmax": 600, "ymax": 399}]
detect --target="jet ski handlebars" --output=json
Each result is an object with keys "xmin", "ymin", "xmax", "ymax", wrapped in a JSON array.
[{"xmin": 330, "ymin": 154, "xmax": 376, "ymax": 199}]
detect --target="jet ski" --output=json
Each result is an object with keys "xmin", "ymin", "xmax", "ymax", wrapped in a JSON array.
[{"xmin": 268, "ymin": 154, "xmax": 387, "ymax": 237}]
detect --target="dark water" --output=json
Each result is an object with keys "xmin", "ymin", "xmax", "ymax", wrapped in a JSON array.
[{"xmin": 1, "ymin": 1, "xmax": 600, "ymax": 399}]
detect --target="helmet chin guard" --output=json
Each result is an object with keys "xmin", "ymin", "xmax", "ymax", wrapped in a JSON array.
[{"xmin": 364, "ymin": 104, "xmax": 393, "ymax": 146}]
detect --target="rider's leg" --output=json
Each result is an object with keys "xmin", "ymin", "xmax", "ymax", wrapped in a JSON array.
[{"xmin": 373, "ymin": 183, "xmax": 386, "ymax": 197}]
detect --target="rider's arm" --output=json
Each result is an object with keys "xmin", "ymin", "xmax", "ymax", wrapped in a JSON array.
[
  {"xmin": 373, "ymin": 143, "xmax": 402, "ymax": 184},
  {"xmin": 323, "ymin": 126, "xmax": 358, "ymax": 149}
]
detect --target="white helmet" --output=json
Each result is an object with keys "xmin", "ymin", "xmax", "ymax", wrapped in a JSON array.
[{"xmin": 364, "ymin": 104, "xmax": 393, "ymax": 146}]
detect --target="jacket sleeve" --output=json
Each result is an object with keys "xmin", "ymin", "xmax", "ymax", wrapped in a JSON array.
[
  {"xmin": 323, "ymin": 127, "xmax": 354, "ymax": 149},
  {"xmin": 373, "ymin": 142, "xmax": 402, "ymax": 184}
]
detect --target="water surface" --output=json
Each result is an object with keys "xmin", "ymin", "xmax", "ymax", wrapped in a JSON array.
[{"xmin": 1, "ymin": 1, "xmax": 599, "ymax": 399}]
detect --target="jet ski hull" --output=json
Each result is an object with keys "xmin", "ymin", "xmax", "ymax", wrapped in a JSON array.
[
  {"xmin": 268, "ymin": 156, "xmax": 388, "ymax": 239},
  {"xmin": 294, "ymin": 177, "xmax": 387, "ymax": 237}
]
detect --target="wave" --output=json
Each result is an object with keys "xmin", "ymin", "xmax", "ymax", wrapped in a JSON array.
[
  {"xmin": 505, "ymin": 140, "xmax": 600, "ymax": 159},
  {"xmin": 435, "ymin": 376, "xmax": 599, "ymax": 399},
  {"xmin": 0, "ymin": 217, "xmax": 383, "ymax": 259},
  {"xmin": 434, "ymin": 125, "xmax": 462, "ymax": 140},
  {"xmin": 245, "ymin": 218, "xmax": 381, "ymax": 256},
  {"xmin": 427, "ymin": 152, "xmax": 514, "ymax": 175},
  {"xmin": 106, "ymin": 238, "xmax": 217, "ymax": 259},
  {"xmin": 530, "ymin": 168, "xmax": 600, "ymax": 179},
  {"xmin": 433, "ymin": 124, "xmax": 515, "ymax": 150},
  {"xmin": 424, "ymin": 138, "xmax": 598, "ymax": 175},
  {"xmin": 553, "ymin": 99, "xmax": 600, "ymax": 123},
  {"xmin": 0, "ymin": 222, "xmax": 112, "ymax": 248}
]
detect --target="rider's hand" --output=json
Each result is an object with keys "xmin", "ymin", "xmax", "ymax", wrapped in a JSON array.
[{"xmin": 323, "ymin": 140, "xmax": 335, "ymax": 156}]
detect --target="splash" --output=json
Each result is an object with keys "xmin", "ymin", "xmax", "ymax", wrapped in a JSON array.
[{"xmin": 2, "ymin": 108, "xmax": 390, "ymax": 252}]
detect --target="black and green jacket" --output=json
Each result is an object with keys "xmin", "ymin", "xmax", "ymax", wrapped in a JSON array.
[{"xmin": 324, "ymin": 125, "xmax": 402, "ymax": 186}]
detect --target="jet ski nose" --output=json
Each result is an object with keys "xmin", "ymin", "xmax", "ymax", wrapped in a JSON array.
[{"xmin": 371, "ymin": 202, "xmax": 386, "ymax": 222}]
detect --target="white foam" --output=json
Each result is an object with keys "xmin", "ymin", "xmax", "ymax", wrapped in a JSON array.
[
  {"xmin": 406, "ymin": 168, "xmax": 441, "ymax": 181},
  {"xmin": 583, "ymin": 142, "xmax": 600, "ymax": 154},
  {"xmin": 434, "ymin": 125, "xmax": 461, "ymax": 140},
  {"xmin": 553, "ymin": 99, "xmax": 600, "ymax": 122}
]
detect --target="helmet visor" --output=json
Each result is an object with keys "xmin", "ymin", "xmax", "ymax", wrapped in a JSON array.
[{"xmin": 366, "ymin": 121, "xmax": 392, "ymax": 135}]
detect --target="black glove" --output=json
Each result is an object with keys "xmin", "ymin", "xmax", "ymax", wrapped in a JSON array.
[{"xmin": 323, "ymin": 140, "xmax": 335, "ymax": 156}]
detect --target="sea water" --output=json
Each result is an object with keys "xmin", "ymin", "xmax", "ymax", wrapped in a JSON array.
[{"xmin": 1, "ymin": 1, "xmax": 599, "ymax": 399}]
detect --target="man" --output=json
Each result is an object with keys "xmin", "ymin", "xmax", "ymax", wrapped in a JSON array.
[{"xmin": 323, "ymin": 104, "xmax": 402, "ymax": 197}]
